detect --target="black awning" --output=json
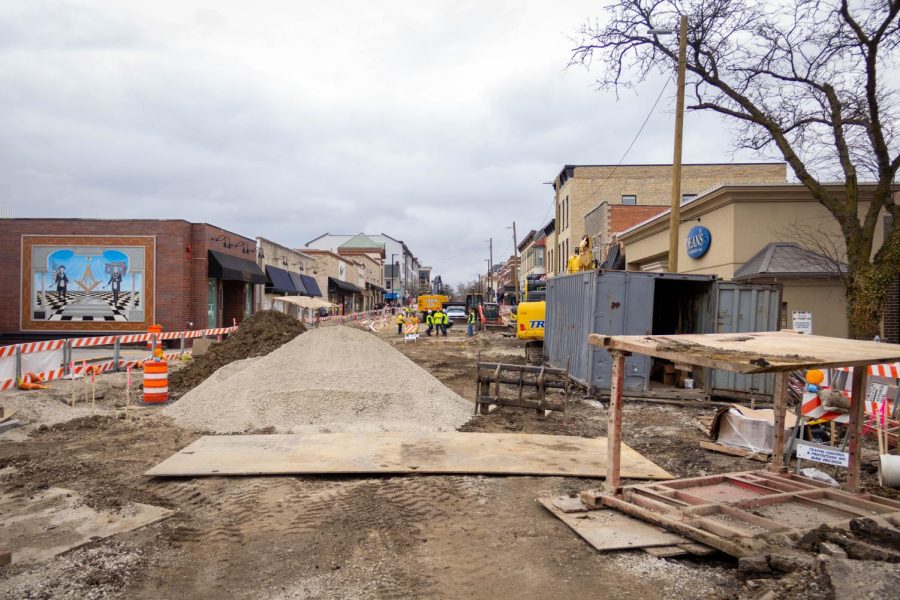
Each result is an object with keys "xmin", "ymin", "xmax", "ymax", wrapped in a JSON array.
[
  {"xmin": 209, "ymin": 250, "xmax": 267, "ymax": 284},
  {"xmin": 367, "ymin": 282, "xmax": 386, "ymax": 293},
  {"xmin": 288, "ymin": 272, "xmax": 308, "ymax": 295},
  {"xmin": 328, "ymin": 277, "xmax": 362, "ymax": 294},
  {"xmin": 299, "ymin": 274, "xmax": 322, "ymax": 297},
  {"xmin": 265, "ymin": 265, "xmax": 297, "ymax": 293}
]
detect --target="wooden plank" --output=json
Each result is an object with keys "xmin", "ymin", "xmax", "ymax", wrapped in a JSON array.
[
  {"xmin": 607, "ymin": 351, "xmax": 626, "ymax": 493},
  {"xmin": 0, "ymin": 487, "xmax": 171, "ymax": 565},
  {"xmin": 771, "ymin": 372, "xmax": 788, "ymax": 472},
  {"xmin": 146, "ymin": 432, "xmax": 675, "ymax": 479},
  {"xmin": 643, "ymin": 545, "xmax": 688, "ymax": 558},
  {"xmin": 678, "ymin": 542, "xmax": 717, "ymax": 556},
  {"xmin": 538, "ymin": 498, "xmax": 688, "ymax": 551},
  {"xmin": 699, "ymin": 441, "xmax": 768, "ymax": 462},
  {"xmin": 846, "ymin": 365, "xmax": 867, "ymax": 492},
  {"xmin": 601, "ymin": 493, "xmax": 761, "ymax": 557},
  {"xmin": 589, "ymin": 331, "xmax": 900, "ymax": 374}
]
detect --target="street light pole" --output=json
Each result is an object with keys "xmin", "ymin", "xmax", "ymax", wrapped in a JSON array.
[
  {"xmin": 667, "ymin": 15, "xmax": 688, "ymax": 273},
  {"xmin": 509, "ymin": 222, "xmax": 520, "ymax": 304}
]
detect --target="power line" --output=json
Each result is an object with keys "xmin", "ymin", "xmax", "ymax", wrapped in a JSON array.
[{"xmin": 594, "ymin": 77, "xmax": 671, "ymax": 189}]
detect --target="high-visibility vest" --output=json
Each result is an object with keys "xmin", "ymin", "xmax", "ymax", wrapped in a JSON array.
[
  {"xmin": 426, "ymin": 314, "xmax": 433, "ymax": 325},
  {"xmin": 443, "ymin": 312, "xmax": 450, "ymax": 324},
  {"xmin": 467, "ymin": 312, "xmax": 476, "ymax": 324}
]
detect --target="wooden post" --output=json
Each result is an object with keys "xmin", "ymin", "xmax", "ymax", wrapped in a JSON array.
[
  {"xmin": 846, "ymin": 365, "xmax": 867, "ymax": 492},
  {"xmin": 606, "ymin": 351, "xmax": 626, "ymax": 494},
  {"xmin": 769, "ymin": 372, "xmax": 788, "ymax": 472}
]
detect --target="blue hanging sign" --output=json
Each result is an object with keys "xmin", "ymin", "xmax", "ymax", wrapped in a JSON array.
[{"xmin": 685, "ymin": 225, "xmax": 711, "ymax": 259}]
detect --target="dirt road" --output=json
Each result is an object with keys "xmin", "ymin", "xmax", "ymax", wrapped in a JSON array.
[{"xmin": 0, "ymin": 325, "xmax": 797, "ymax": 599}]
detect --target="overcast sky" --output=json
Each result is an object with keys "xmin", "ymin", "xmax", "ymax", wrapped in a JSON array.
[{"xmin": 1, "ymin": 0, "xmax": 762, "ymax": 284}]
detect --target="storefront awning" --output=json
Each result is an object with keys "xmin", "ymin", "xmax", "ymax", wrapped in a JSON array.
[
  {"xmin": 265, "ymin": 265, "xmax": 298, "ymax": 294},
  {"xmin": 367, "ymin": 282, "xmax": 386, "ymax": 293},
  {"xmin": 328, "ymin": 277, "xmax": 362, "ymax": 294},
  {"xmin": 273, "ymin": 296, "xmax": 336, "ymax": 310},
  {"xmin": 288, "ymin": 272, "xmax": 308, "ymax": 295},
  {"xmin": 209, "ymin": 250, "xmax": 267, "ymax": 284},
  {"xmin": 384, "ymin": 292, "xmax": 399, "ymax": 300},
  {"xmin": 299, "ymin": 274, "xmax": 322, "ymax": 297}
]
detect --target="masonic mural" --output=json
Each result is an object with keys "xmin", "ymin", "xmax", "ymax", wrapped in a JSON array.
[{"xmin": 22, "ymin": 236, "xmax": 155, "ymax": 331}]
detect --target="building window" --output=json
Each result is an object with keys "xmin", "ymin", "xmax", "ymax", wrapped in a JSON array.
[
  {"xmin": 621, "ymin": 194, "xmax": 637, "ymax": 205},
  {"xmin": 565, "ymin": 196, "xmax": 569, "ymax": 230},
  {"xmin": 535, "ymin": 248, "xmax": 544, "ymax": 267},
  {"xmin": 682, "ymin": 193, "xmax": 697, "ymax": 203}
]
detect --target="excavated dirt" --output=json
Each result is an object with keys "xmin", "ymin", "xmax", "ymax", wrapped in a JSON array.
[
  {"xmin": 169, "ymin": 310, "xmax": 306, "ymax": 395},
  {"xmin": 0, "ymin": 324, "xmax": 895, "ymax": 599}
]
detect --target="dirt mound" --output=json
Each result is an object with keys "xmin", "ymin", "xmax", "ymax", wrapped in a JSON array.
[
  {"xmin": 164, "ymin": 326, "xmax": 472, "ymax": 434},
  {"xmin": 169, "ymin": 311, "xmax": 306, "ymax": 394}
]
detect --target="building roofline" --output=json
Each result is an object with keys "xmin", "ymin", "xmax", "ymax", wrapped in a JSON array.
[
  {"xmin": 256, "ymin": 236, "xmax": 314, "ymax": 260},
  {"xmin": 617, "ymin": 182, "xmax": 899, "ymax": 241}
]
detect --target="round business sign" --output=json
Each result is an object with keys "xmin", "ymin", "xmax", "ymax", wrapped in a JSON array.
[{"xmin": 686, "ymin": 225, "xmax": 712, "ymax": 259}]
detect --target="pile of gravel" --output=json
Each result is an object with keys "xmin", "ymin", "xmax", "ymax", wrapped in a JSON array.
[
  {"xmin": 164, "ymin": 326, "xmax": 472, "ymax": 434},
  {"xmin": 169, "ymin": 310, "xmax": 306, "ymax": 395}
]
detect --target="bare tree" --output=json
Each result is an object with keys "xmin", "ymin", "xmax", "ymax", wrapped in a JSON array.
[{"xmin": 571, "ymin": 0, "xmax": 900, "ymax": 338}]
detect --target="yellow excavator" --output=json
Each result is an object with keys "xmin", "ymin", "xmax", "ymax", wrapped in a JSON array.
[{"xmin": 515, "ymin": 236, "xmax": 593, "ymax": 363}]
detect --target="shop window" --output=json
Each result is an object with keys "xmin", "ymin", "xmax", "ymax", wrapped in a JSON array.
[
  {"xmin": 244, "ymin": 283, "xmax": 253, "ymax": 317},
  {"xmin": 207, "ymin": 278, "xmax": 218, "ymax": 328},
  {"xmin": 621, "ymin": 194, "xmax": 637, "ymax": 205}
]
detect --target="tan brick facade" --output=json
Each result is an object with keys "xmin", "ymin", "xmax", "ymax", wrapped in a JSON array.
[{"xmin": 549, "ymin": 163, "xmax": 787, "ymax": 275}]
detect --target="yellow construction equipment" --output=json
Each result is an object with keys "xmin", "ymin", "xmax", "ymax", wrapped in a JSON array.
[{"xmin": 417, "ymin": 294, "xmax": 449, "ymax": 314}]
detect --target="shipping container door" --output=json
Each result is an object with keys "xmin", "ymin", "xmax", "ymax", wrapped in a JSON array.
[
  {"xmin": 588, "ymin": 272, "xmax": 654, "ymax": 393},
  {"xmin": 711, "ymin": 282, "xmax": 782, "ymax": 398},
  {"xmin": 545, "ymin": 272, "xmax": 595, "ymax": 387}
]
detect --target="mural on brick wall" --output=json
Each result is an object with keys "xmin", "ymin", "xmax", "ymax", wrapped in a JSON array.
[{"xmin": 22, "ymin": 236, "xmax": 155, "ymax": 331}]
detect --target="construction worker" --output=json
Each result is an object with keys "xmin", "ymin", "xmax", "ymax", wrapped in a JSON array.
[
  {"xmin": 425, "ymin": 310, "xmax": 434, "ymax": 336},
  {"xmin": 466, "ymin": 308, "xmax": 476, "ymax": 337},
  {"xmin": 439, "ymin": 308, "xmax": 449, "ymax": 336},
  {"xmin": 395, "ymin": 310, "xmax": 404, "ymax": 335},
  {"xmin": 567, "ymin": 247, "xmax": 580, "ymax": 274}
]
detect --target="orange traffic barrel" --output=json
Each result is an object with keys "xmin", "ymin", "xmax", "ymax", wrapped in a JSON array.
[
  {"xmin": 147, "ymin": 324, "xmax": 162, "ymax": 349},
  {"xmin": 143, "ymin": 360, "xmax": 169, "ymax": 403}
]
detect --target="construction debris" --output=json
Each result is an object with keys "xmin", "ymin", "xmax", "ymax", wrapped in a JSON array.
[
  {"xmin": 575, "ymin": 470, "xmax": 900, "ymax": 559},
  {"xmin": 164, "ymin": 326, "xmax": 472, "ymax": 434}
]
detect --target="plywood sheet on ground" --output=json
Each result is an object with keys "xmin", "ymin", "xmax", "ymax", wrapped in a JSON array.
[
  {"xmin": 590, "ymin": 331, "xmax": 900, "ymax": 374},
  {"xmin": 538, "ymin": 497, "xmax": 687, "ymax": 551},
  {"xmin": 145, "ymin": 432, "xmax": 673, "ymax": 480},
  {"xmin": 0, "ymin": 487, "xmax": 172, "ymax": 565}
]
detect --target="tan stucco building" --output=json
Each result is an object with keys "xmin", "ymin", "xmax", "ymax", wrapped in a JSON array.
[
  {"xmin": 617, "ymin": 183, "xmax": 896, "ymax": 338},
  {"xmin": 549, "ymin": 163, "xmax": 788, "ymax": 276}
]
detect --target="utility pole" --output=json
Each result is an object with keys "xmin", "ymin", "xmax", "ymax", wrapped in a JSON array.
[
  {"xmin": 511, "ymin": 221, "xmax": 520, "ymax": 304},
  {"xmin": 667, "ymin": 14, "xmax": 688, "ymax": 273},
  {"xmin": 488, "ymin": 237, "xmax": 493, "ymax": 302}
]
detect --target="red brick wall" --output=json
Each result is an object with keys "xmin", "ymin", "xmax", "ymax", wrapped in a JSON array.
[
  {"xmin": 609, "ymin": 206, "xmax": 668, "ymax": 235},
  {"xmin": 0, "ymin": 219, "xmax": 256, "ymax": 337}
]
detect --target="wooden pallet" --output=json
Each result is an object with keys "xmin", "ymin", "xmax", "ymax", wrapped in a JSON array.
[
  {"xmin": 580, "ymin": 469, "xmax": 900, "ymax": 558},
  {"xmin": 474, "ymin": 361, "xmax": 570, "ymax": 419}
]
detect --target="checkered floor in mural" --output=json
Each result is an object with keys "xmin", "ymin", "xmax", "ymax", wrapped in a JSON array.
[{"xmin": 36, "ymin": 291, "xmax": 141, "ymax": 322}]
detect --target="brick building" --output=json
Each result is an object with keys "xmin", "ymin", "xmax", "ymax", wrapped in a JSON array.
[
  {"xmin": 0, "ymin": 219, "xmax": 264, "ymax": 340},
  {"xmin": 549, "ymin": 163, "xmax": 787, "ymax": 276}
]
